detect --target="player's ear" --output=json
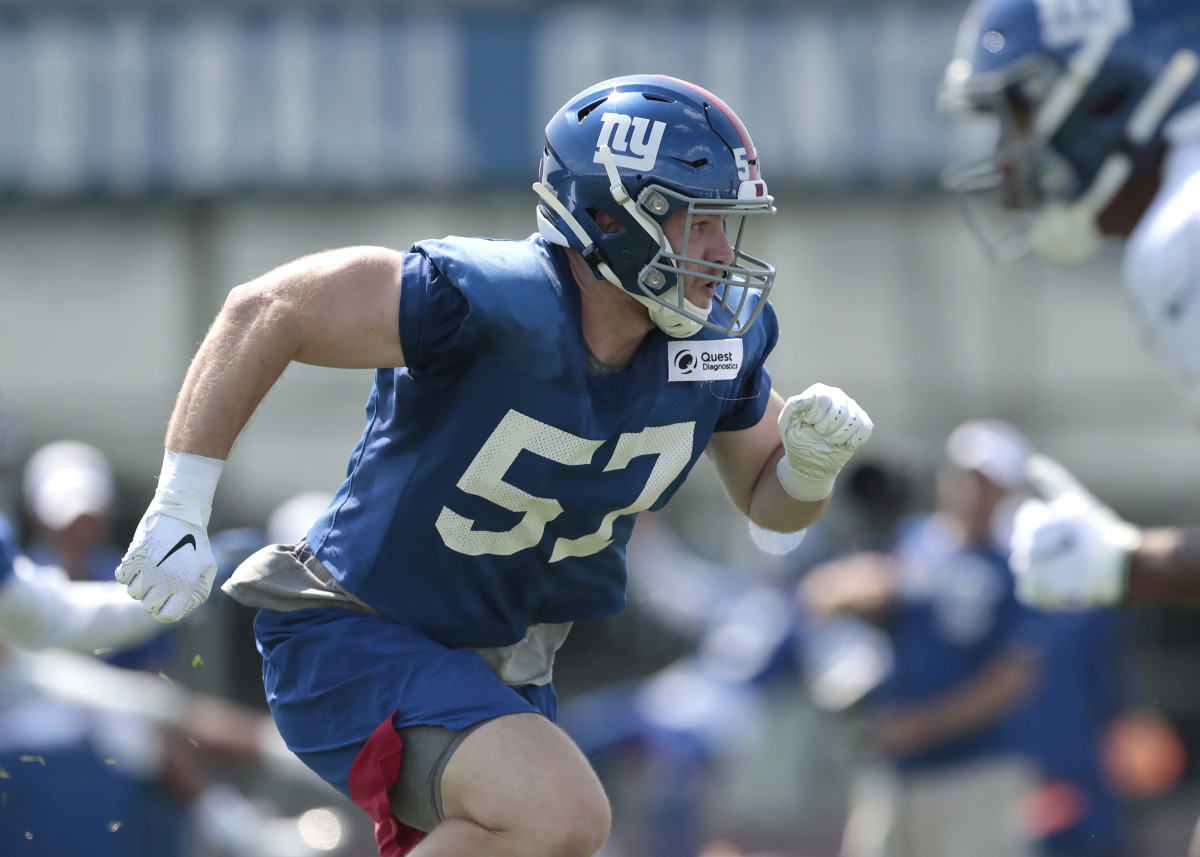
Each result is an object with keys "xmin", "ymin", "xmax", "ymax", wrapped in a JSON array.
[{"xmin": 590, "ymin": 210, "xmax": 625, "ymax": 235}]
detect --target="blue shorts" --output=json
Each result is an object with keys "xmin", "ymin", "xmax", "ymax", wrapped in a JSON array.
[{"xmin": 253, "ymin": 607, "xmax": 557, "ymax": 800}]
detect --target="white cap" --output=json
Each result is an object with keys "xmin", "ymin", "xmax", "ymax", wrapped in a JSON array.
[
  {"xmin": 23, "ymin": 440, "xmax": 115, "ymax": 529},
  {"xmin": 943, "ymin": 419, "xmax": 1032, "ymax": 491}
]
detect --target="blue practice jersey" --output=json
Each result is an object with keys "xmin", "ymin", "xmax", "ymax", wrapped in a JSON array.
[
  {"xmin": 307, "ymin": 235, "xmax": 777, "ymax": 649},
  {"xmin": 0, "ymin": 513, "xmax": 16, "ymax": 586},
  {"xmin": 880, "ymin": 514, "xmax": 1045, "ymax": 771}
]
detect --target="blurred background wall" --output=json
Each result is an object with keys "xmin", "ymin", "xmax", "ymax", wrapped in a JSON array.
[{"xmin": 3, "ymin": 0, "xmax": 1200, "ymax": 852}]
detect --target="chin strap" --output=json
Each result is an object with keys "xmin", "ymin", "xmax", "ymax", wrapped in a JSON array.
[
  {"xmin": 643, "ymin": 296, "xmax": 704, "ymax": 338},
  {"xmin": 532, "ymin": 181, "xmax": 623, "ymax": 289}
]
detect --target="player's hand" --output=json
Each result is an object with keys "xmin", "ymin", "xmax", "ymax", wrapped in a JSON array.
[
  {"xmin": 115, "ymin": 489, "xmax": 217, "ymax": 623},
  {"xmin": 777, "ymin": 383, "xmax": 873, "ymax": 501},
  {"xmin": 1009, "ymin": 455, "xmax": 1142, "ymax": 609}
]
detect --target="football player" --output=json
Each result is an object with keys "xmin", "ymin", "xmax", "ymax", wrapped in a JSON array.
[
  {"xmin": 939, "ymin": 0, "xmax": 1200, "ymax": 610},
  {"xmin": 112, "ymin": 75, "xmax": 873, "ymax": 857}
]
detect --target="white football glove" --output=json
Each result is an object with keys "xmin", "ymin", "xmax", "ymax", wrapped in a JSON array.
[
  {"xmin": 1009, "ymin": 455, "xmax": 1142, "ymax": 609},
  {"xmin": 115, "ymin": 451, "xmax": 223, "ymax": 623},
  {"xmin": 116, "ymin": 490, "xmax": 216, "ymax": 623},
  {"xmin": 777, "ymin": 383, "xmax": 874, "ymax": 501}
]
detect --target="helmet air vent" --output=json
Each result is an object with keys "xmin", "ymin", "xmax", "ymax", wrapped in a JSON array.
[{"xmin": 576, "ymin": 98, "xmax": 607, "ymax": 123}]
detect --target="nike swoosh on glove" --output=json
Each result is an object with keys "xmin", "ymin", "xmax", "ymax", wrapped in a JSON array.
[
  {"xmin": 115, "ymin": 489, "xmax": 217, "ymax": 623},
  {"xmin": 1009, "ymin": 454, "xmax": 1142, "ymax": 609},
  {"xmin": 777, "ymin": 383, "xmax": 874, "ymax": 501}
]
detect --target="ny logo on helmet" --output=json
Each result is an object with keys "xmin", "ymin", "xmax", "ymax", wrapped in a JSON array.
[
  {"xmin": 1034, "ymin": 0, "xmax": 1131, "ymax": 48},
  {"xmin": 593, "ymin": 113, "xmax": 666, "ymax": 170}
]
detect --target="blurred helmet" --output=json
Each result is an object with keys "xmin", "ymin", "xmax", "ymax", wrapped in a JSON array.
[
  {"xmin": 535, "ymin": 74, "xmax": 776, "ymax": 338},
  {"xmin": 939, "ymin": 0, "xmax": 1200, "ymax": 266}
]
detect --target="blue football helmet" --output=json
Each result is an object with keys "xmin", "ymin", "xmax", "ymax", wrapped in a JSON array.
[
  {"xmin": 534, "ymin": 75, "xmax": 775, "ymax": 338},
  {"xmin": 939, "ymin": 0, "xmax": 1200, "ymax": 266}
]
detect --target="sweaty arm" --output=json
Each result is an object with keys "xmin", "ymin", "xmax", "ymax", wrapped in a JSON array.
[
  {"xmin": 1126, "ymin": 528, "xmax": 1200, "ymax": 604},
  {"xmin": 169, "ymin": 245, "xmax": 408, "ymax": 459},
  {"xmin": 117, "ymin": 246, "xmax": 408, "ymax": 622},
  {"xmin": 709, "ymin": 385, "xmax": 873, "ymax": 532}
]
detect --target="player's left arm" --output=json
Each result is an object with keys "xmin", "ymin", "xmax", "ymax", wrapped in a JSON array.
[
  {"xmin": 707, "ymin": 384, "xmax": 873, "ymax": 532},
  {"xmin": 707, "ymin": 390, "xmax": 826, "ymax": 531}
]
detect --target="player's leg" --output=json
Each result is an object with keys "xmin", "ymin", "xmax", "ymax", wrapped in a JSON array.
[
  {"xmin": 410, "ymin": 711, "xmax": 610, "ymax": 857},
  {"xmin": 254, "ymin": 606, "xmax": 607, "ymax": 855}
]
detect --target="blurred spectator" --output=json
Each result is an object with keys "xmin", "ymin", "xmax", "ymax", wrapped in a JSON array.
[
  {"xmin": 22, "ymin": 440, "xmax": 119, "ymax": 579},
  {"xmin": 266, "ymin": 491, "xmax": 336, "ymax": 548},
  {"xmin": 22, "ymin": 440, "xmax": 173, "ymax": 674},
  {"xmin": 561, "ymin": 512, "xmax": 797, "ymax": 857},
  {"xmin": 800, "ymin": 419, "xmax": 1044, "ymax": 857},
  {"xmin": 0, "ymin": 443, "xmax": 348, "ymax": 856},
  {"xmin": 794, "ymin": 457, "xmax": 919, "ymax": 715},
  {"xmin": 207, "ymin": 489, "xmax": 336, "ymax": 709},
  {"xmin": 0, "ymin": 503, "xmax": 351, "ymax": 855},
  {"xmin": 0, "ymin": 640, "xmax": 352, "ymax": 857}
]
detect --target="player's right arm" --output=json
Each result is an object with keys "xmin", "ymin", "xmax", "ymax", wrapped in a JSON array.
[
  {"xmin": 1125, "ymin": 528, "xmax": 1200, "ymax": 604},
  {"xmin": 1011, "ymin": 456, "xmax": 1200, "ymax": 607},
  {"xmin": 169, "ymin": 245, "xmax": 407, "ymax": 460},
  {"xmin": 117, "ymin": 246, "xmax": 407, "ymax": 623}
]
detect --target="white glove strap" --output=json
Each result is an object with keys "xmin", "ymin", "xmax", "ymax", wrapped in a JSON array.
[
  {"xmin": 157, "ymin": 450, "xmax": 224, "ymax": 527},
  {"xmin": 777, "ymin": 457, "xmax": 835, "ymax": 502}
]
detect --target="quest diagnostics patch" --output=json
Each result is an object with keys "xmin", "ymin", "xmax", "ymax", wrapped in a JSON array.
[{"xmin": 667, "ymin": 339, "xmax": 743, "ymax": 382}]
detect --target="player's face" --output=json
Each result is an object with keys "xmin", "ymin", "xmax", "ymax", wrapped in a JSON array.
[
  {"xmin": 661, "ymin": 209, "xmax": 735, "ymax": 310},
  {"xmin": 993, "ymin": 97, "xmax": 1041, "ymax": 211},
  {"xmin": 989, "ymin": 94, "xmax": 1154, "ymax": 236},
  {"xmin": 938, "ymin": 466, "xmax": 1010, "ymax": 542}
]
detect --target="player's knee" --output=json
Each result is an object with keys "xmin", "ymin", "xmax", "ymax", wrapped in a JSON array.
[{"xmin": 536, "ymin": 786, "xmax": 611, "ymax": 857}]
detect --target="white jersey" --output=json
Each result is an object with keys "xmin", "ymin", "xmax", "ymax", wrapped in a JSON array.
[{"xmin": 1123, "ymin": 128, "xmax": 1200, "ymax": 410}]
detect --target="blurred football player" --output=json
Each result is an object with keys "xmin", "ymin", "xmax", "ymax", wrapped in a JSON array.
[
  {"xmin": 111, "ymin": 74, "xmax": 873, "ymax": 857},
  {"xmin": 22, "ymin": 439, "xmax": 176, "ymax": 674},
  {"xmin": 939, "ymin": 0, "xmax": 1200, "ymax": 610}
]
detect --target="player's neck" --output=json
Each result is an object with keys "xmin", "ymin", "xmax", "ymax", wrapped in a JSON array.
[{"xmin": 567, "ymin": 250, "xmax": 653, "ymax": 367}]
